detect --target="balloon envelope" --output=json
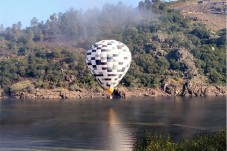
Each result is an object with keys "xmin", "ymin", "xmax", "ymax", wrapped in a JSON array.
[{"xmin": 86, "ymin": 40, "xmax": 131, "ymax": 94}]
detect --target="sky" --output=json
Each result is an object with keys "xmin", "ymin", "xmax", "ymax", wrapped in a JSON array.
[{"xmin": 0, "ymin": 0, "xmax": 140, "ymax": 28}]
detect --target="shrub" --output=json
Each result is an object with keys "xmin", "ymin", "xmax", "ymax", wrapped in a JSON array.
[
  {"xmin": 25, "ymin": 83, "xmax": 35, "ymax": 92},
  {"xmin": 69, "ymin": 84, "xmax": 80, "ymax": 91},
  {"xmin": 34, "ymin": 79, "xmax": 43, "ymax": 88},
  {"xmin": 10, "ymin": 80, "xmax": 32, "ymax": 91},
  {"xmin": 94, "ymin": 86, "xmax": 103, "ymax": 93},
  {"xmin": 133, "ymin": 130, "xmax": 226, "ymax": 151}
]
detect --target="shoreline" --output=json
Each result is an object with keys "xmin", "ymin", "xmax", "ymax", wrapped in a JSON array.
[{"xmin": 0, "ymin": 85, "xmax": 226, "ymax": 100}]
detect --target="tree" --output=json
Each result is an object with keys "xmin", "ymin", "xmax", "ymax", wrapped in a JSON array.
[
  {"xmin": 0, "ymin": 24, "xmax": 4, "ymax": 34},
  {"xmin": 17, "ymin": 47, "xmax": 27, "ymax": 56},
  {"xmin": 191, "ymin": 27, "xmax": 210, "ymax": 39},
  {"xmin": 31, "ymin": 17, "xmax": 38, "ymax": 27}
]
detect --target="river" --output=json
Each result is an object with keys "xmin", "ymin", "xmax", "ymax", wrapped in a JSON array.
[{"xmin": 0, "ymin": 96, "xmax": 226, "ymax": 150}]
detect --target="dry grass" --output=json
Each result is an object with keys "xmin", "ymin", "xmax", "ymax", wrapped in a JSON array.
[
  {"xmin": 169, "ymin": 0, "xmax": 226, "ymax": 31},
  {"xmin": 10, "ymin": 80, "xmax": 33, "ymax": 91}
]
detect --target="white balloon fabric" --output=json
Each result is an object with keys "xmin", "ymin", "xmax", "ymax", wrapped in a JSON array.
[{"xmin": 86, "ymin": 40, "xmax": 131, "ymax": 94}]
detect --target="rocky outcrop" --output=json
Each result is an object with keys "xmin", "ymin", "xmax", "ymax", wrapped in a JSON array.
[
  {"xmin": 175, "ymin": 48, "xmax": 198, "ymax": 77},
  {"xmin": 10, "ymin": 88, "xmax": 108, "ymax": 99},
  {"xmin": 151, "ymin": 34, "xmax": 167, "ymax": 43},
  {"xmin": 113, "ymin": 88, "xmax": 126, "ymax": 98},
  {"xmin": 3, "ymin": 77, "xmax": 226, "ymax": 99},
  {"xmin": 0, "ymin": 89, "xmax": 4, "ymax": 98},
  {"xmin": 113, "ymin": 87, "xmax": 170, "ymax": 98},
  {"xmin": 162, "ymin": 76, "xmax": 226, "ymax": 97},
  {"xmin": 163, "ymin": 83, "xmax": 182, "ymax": 96},
  {"xmin": 181, "ymin": 78, "xmax": 226, "ymax": 96},
  {"xmin": 7, "ymin": 87, "xmax": 171, "ymax": 99},
  {"xmin": 162, "ymin": 78, "xmax": 185, "ymax": 96},
  {"xmin": 65, "ymin": 74, "xmax": 75, "ymax": 83}
]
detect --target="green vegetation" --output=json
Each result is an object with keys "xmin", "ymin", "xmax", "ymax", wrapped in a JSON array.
[
  {"xmin": 134, "ymin": 130, "xmax": 226, "ymax": 151},
  {"xmin": 0, "ymin": 0, "xmax": 226, "ymax": 92}
]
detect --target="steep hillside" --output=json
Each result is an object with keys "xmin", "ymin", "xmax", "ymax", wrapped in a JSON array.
[
  {"xmin": 0, "ymin": 0, "xmax": 226, "ymax": 98},
  {"xmin": 169, "ymin": 0, "xmax": 226, "ymax": 31}
]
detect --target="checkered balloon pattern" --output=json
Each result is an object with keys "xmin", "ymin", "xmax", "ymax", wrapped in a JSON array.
[{"xmin": 86, "ymin": 40, "xmax": 131, "ymax": 90}]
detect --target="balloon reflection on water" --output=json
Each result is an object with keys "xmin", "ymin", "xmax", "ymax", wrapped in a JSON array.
[{"xmin": 107, "ymin": 107, "xmax": 133, "ymax": 151}]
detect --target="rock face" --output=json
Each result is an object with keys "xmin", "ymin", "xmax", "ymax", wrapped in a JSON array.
[
  {"xmin": 113, "ymin": 88, "xmax": 126, "ymax": 98},
  {"xmin": 162, "ymin": 78, "xmax": 184, "ymax": 96},
  {"xmin": 0, "ymin": 89, "xmax": 4, "ymax": 98},
  {"xmin": 113, "ymin": 87, "xmax": 170, "ymax": 98},
  {"xmin": 3, "ymin": 77, "xmax": 226, "ymax": 99},
  {"xmin": 181, "ymin": 78, "xmax": 226, "ymax": 96},
  {"xmin": 163, "ymin": 83, "xmax": 182, "ymax": 96},
  {"xmin": 162, "ymin": 75, "xmax": 226, "ymax": 97},
  {"xmin": 10, "ymin": 88, "xmax": 108, "ymax": 99},
  {"xmin": 7, "ymin": 87, "xmax": 171, "ymax": 99},
  {"xmin": 175, "ymin": 48, "xmax": 198, "ymax": 77},
  {"xmin": 65, "ymin": 74, "xmax": 75, "ymax": 83}
]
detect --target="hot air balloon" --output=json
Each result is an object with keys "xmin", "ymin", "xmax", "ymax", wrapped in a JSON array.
[{"xmin": 86, "ymin": 40, "xmax": 131, "ymax": 95}]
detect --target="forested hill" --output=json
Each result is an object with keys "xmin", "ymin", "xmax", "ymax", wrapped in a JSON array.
[{"xmin": 0, "ymin": 0, "xmax": 226, "ymax": 95}]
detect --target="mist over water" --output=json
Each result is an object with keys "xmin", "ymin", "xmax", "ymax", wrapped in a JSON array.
[{"xmin": 0, "ymin": 97, "xmax": 225, "ymax": 150}]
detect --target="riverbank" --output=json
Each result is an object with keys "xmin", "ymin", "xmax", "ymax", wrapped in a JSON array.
[
  {"xmin": 0, "ymin": 76, "xmax": 226, "ymax": 99},
  {"xmin": 0, "ymin": 84, "xmax": 226, "ymax": 99},
  {"xmin": 0, "ymin": 87, "xmax": 168, "ymax": 99}
]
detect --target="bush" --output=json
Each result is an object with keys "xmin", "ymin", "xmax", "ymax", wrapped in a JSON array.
[
  {"xmin": 69, "ymin": 83, "xmax": 80, "ymax": 91},
  {"xmin": 34, "ymin": 79, "xmax": 43, "ymax": 88},
  {"xmin": 25, "ymin": 83, "xmax": 35, "ymax": 92},
  {"xmin": 133, "ymin": 130, "xmax": 226, "ymax": 151},
  {"xmin": 94, "ymin": 86, "xmax": 103, "ymax": 93},
  {"xmin": 191, "ymin": 27, "xmax": 210, "ymax": 39},
  {"xmin": 41, "ymin": 81, "xmax": 49, "ymax": 89},
  {"xmin": 10, "ymin": 80, "xmax": 32, "ymax": 91}
]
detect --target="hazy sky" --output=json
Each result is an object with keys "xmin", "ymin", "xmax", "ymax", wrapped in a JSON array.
[{"xmin": 0, "ymin": 0, "xmax": 140, "ymax": 28}]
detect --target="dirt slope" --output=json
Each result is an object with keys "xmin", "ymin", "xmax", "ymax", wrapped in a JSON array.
[{"xmin": 169, "ymin": 0, "xmax": 226, "ymax": 31}]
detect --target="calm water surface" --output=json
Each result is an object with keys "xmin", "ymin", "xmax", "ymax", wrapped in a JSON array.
[{"xmin": 0, "ymin": 97, "xmax": 226, "ymax": 150}]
